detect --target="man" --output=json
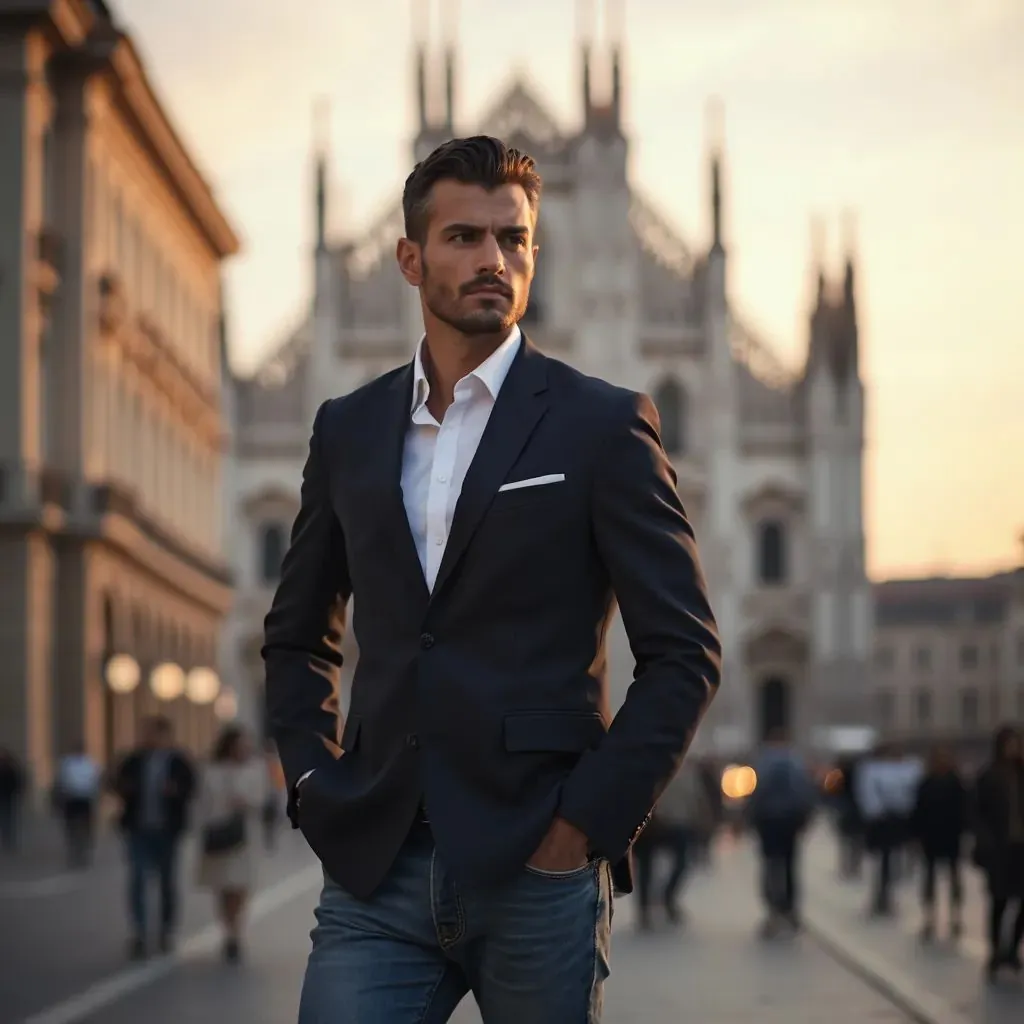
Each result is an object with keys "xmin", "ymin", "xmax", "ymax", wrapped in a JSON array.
[
  {"xmin": 111, "ymin": 715, "xmax": 196, "ymax": 958},
  {"xmin": 54, "ymin": 742, "xmax": 102, "ymax": 867},
  {"xmin": 0, "ymin": 748, "xmax": 24, "ymax": 853},
  {"xmin": 855, "ymin": 742, "xmax": 921, "ymax": 916},
  {"xmin": 632, "ymin": 757, "xmax": 712, "ymax": 929},
  {"xmin": 747, "ymin": 728, "xmax": 816, "ymax": 936},
  {"xmin": 263, "ymin": 135, "xmax": 721, "ymax": 1023}
]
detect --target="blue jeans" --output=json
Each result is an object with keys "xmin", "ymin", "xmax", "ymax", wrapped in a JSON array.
[
  {"xmin": 299, "ymin": 822, "xmax": 613, "ymax": 1023},
  {"xmin": 126, "ymin": 829, "xmax": 179, "ymax": 936}
]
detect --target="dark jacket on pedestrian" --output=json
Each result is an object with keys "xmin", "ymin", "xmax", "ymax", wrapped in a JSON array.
[
  {"xmin": 911, "ymin": 769, "xmax": 967, "ymax": 859},
  {"xmin": 112, "ymin": 749, "xmax": 196, "ymax": 836},
  {"xmin": 972, "ymin": 756, "xmax": 1024, "ymax": 897}
]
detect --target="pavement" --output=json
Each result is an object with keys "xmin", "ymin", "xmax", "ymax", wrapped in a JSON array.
[
  {"xmin": 0, "ymin": 818, "xmax": 913, "ymax": 1024},
  {"xmin": 2, "ymin": 816, "xmax": 1021, "ymax": 1024},
  {"xmin": 801, "ymin": 827, "xmax": 1024, "ymax": 1024}
]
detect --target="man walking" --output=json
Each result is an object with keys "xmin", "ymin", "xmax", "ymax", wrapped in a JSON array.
[
  {"xmin": 264, "ymin": 135, "xmax": 721, "ymax": 1023},
  {"xmin": 112, "ymin": 716, "xmax": 196, "ymax": 958},
  {"xmin": 748, "ymin": 728, "xmax": 816, "ymax": 936},
  {"xmin": 54, "ymin": 743, "xmax": 102, "ymax": 867}
]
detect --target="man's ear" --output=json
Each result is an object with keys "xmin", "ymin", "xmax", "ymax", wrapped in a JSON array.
[{"xmin": 396, "ymin": 237, "xmax": 423, "ymax": 287}]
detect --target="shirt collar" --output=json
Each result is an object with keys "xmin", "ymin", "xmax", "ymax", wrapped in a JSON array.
[{"xmin": 411, "ymin": 325, "xmax": 522, "ymax": 416}]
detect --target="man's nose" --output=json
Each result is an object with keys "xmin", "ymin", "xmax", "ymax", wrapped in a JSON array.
[{"xmin": 475, "ymin": 234, "xmax": 505, "ymax": 276}]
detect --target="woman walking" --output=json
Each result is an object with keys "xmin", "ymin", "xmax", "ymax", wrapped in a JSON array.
[
  {"xmin": 911, "ymin": 745, "xmax": 967, "ymax": 941},
  {"xmin": 972, "ymin": 725, "xmax": 1024, "ymax": 980},
  {"xmin": 196, "ymin": 725, "xmax": 264, "ymax": 962}
]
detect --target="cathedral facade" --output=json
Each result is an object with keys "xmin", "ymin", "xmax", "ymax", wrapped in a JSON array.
[{"xmin": 223, "ymin": 39, "xmax": 872, "ymax": 758}]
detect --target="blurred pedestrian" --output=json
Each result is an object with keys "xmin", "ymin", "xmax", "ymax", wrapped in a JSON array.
[
  {"xmin": 856, "ymin": 743, "xmax": 920, "ymax": 916},
  {"xmin": 196, "ymin": 725, "xmax": 264, "ymax": 962},
  {"xmin": 747, "ymin": 728, "xmax": 817, "ymax": 937},
  {"xmin": 111, "ymin": 715, "xmax": 196, "ymax": 959},
  {"xmin": 54, "ymin": 743, "xmax": 102, "ymax": 868},
  {"xmin": 633, "ymin": 758, "xmax": 713, "ymax": 929},
  {"xmin": 0, "ymin": 748, "xmax": 25, "ymax": 853},
  {"xmin": 972, "ymin": 725, "xmax": 1024, "ymax": 980},
  {"xmin": 911, "ymin": 744, "xmax": 967, "ymax": 941},
  {"xmin": 834, "ymin": 755, "xmax": 865, "ymax": 880}
]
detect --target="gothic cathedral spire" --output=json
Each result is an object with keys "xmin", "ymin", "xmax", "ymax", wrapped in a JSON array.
[
  {"xmin": 414, "ymin": 0, "xmax": 457, "ymax": 136},
  {"xmin": 707, "ymin": 99, "xmax": 725, "ymax": 255},
  {"xmin": 313, "ymin": 97, "xmax": 329, "ymax": 251}
]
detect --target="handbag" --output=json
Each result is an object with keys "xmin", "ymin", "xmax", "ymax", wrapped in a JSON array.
[{"xmin": 202, "ymin": 810, "xmax": 246, "ymax": 855}]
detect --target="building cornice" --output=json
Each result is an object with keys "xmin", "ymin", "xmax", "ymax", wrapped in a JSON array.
[
  {"xmin": 7, "ymin": 0, "xmax": 241, "ymax": 258},
  {"xmin": 105, "ymin": 33, "xmax": 240, "ymax": 259}
]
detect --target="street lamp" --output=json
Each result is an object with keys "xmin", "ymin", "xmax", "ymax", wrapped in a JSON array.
[
  {"xmin": 150, "ymin": 661, "xmax": 185, "ymax": 701},
  {"xmin": 213, "ymin": 687, "xmax": 238, "ymax": 721},
  {"xmin": 185, "ymin": 666, "xmax": 220, "ymax": 705},
  {"xmin": 105, "ymin": 653, "xmax": 141, "ymax": 694}
]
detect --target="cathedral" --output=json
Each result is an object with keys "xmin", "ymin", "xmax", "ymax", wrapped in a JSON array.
[{"xmin": 221, "ymin": 31, "xmax": 872, "ymax": 759}]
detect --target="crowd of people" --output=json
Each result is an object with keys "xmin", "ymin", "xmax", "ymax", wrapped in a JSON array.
[
  {"xmin": 631, "ymin": 723, "xmax": 1024, "ymax": 986},
  {"xmin": 833, "ymin": 724, "xmax": 1024, "ymax": 980},
  {"xmin": 0, "ymin": 717, "xmax": 286, "ymax": 964}
]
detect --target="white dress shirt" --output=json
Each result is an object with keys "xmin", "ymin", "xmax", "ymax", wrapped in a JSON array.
[{"xmin": 401, "ymin": 326, "xmax": 521, "ymax": 591}]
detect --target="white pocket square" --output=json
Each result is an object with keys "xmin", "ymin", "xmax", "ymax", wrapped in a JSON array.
[{"xmin": 497, "ymin": 473, "xmax": 565, "ymax": 493}]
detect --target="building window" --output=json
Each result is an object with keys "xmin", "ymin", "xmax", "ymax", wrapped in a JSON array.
[
  {"xmin": 259, "ymin": 523, "xmax": 287, "ymax": 584},
  {"xmin": 913, "ymin": 646, "xmax": 931, "ymax": 672},
  {"xmin": 914, "ymin": 688, "xmax": 932, "ymax": 726},
  {"xmin": 756, "ymin": 520, "xmax": 787, "ymax": 585},
  {"xmin": 960, "ymin": 688, "xmax": 979, "ymax": 728},
  {"xmin": 874, "ymin": 689, "xmax": 895, "ymax": 726},
  {"xmin": 1017, "ymin": 633, "xmax": 1024, "ymax": 666},
  {"xmin": 652, "ymin": 377, "xmax": 687, "ymax": 456},
  {"xmin": 959, "ymin": 644, "xmax": 979, "ymax": 671},
  {"xmin": 874, "ymin": 646, "xmax": 895, "ymax": 671}
]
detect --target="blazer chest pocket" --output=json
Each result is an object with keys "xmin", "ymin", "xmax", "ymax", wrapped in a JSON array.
[
  {"xmin": 503, "ymin": 711, "xmax": 607, "ymax": 753},
  {"xmin": 490, "ymin": 476, "xmax": 568, "ymax": 514}
]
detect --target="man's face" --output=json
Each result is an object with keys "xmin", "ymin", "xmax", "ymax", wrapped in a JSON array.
[{"xmin": 398, "ymin": 180, "xmax": 537, "ymax": 336}]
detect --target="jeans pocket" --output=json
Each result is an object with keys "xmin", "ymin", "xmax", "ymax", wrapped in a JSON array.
[{"xmin": 524, "ymin": 860, "xmax": 596, "ymax": 880}]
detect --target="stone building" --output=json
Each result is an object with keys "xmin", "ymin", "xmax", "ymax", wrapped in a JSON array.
[
  {"xmin": 870, "ymin": 549, "xmax": 1024, "ymax": 761},
  {"xmin": 223, "ymin": 32, "xmax": 872, "ymax": 758},
  {"xmin": 0, "ymin": 0, "xmax": 239, "ymax": 790}
]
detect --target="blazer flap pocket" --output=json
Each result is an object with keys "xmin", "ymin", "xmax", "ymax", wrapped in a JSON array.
[
  {"xmin": 340, "ymin": 713, "xmax": 361, "ymax": 753},
  {"xmin": 504, "ymin": 711, "xmax": 607, "ymax": 753}
]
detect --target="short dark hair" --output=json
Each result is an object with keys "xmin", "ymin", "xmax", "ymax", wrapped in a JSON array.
[
  {"xmin": 402, "ymin": 135, "xmax": 542, "ymax": 244},
  {"xmin": 212, "ymin": 725, "xmax": 244, "ymax": 762},
  {"xmin": 145, "ymin": 714, "xmax": 173, "ymax": 737}
]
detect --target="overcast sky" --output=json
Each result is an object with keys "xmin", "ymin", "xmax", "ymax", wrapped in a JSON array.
[{"xmin": 112, "ymin": 0, "xmax": 1024, "ymax": 577}]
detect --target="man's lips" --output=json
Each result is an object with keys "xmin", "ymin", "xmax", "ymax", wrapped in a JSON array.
[{"xmin": 466, "ymin": 285, "xmax": 510, "ymax": 297}]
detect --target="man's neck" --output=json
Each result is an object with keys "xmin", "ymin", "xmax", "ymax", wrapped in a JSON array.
[{"xmin": 421, "ymin": 324, "xmax": 508, "ymax": 420}]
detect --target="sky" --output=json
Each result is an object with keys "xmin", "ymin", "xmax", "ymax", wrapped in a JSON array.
[{"xmin": 111, "ymin": 0, "xmax": 1024, "ymax": 580}]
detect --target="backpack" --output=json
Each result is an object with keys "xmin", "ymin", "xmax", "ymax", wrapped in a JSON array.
[{"xmin": 753, "ymin": 758, "xmax": 814, "ymax": 825}]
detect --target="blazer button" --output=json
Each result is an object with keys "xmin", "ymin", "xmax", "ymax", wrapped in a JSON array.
[
  {"xmin": 420, "ymin": 632, "xmax": 435, "ymax": 649},
  {"xmin": 405, "ymin": 734, "xmax": 420, "ymax": 749}
]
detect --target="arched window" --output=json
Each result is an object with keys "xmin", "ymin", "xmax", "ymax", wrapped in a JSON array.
[
  {"xmin": 758, "ymin": 676, "xmax": 791, "ymax": 741},
  {"xmin": 259, "ymin": 523, "xmax": 287, "ymax": 584},
  {"xmin": 757, "ymin": 519, "xmax": 787, "ymax": 585},
  {"xmin": 652, "ymin": 377, "xmax": 687, "ymax": 456}
]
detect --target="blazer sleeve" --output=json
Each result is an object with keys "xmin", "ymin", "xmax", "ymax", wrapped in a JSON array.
[
  {"xmin": 557, "ymin": 392, "xmax": 722, "ymax": 862},
  {"xmin": 262, "ymin": 400, "xmax": 353, "ymax": 809}
]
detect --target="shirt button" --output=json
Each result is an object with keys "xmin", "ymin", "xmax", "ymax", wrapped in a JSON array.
[
  {"xmin": 437, "ymin": 474, "xmax": 447, "ymax": 483},
  {"xmin": 405, "ymin": 734, "xmax": 420, "ymax": 750},
  {"xmin": 435, "ymin": 537, "xmax": 443, "ymax": 545},
  {"xmin": 420, "ymin": 633, "xmax": 435, "ymax": 649}
]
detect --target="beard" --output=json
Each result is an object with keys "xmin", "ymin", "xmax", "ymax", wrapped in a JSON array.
[{"xmin": 421, "ymin": 261, "xmax": 528, "ymax": 336}]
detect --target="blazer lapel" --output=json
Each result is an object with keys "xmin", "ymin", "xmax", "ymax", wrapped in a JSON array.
[
  {"xmin": 374, "ymin": 363, "xmax": 430, "ymax": 604},
  {"xmin": 431, "ymin": 338, "xmax": 550, "ymax": 600}
]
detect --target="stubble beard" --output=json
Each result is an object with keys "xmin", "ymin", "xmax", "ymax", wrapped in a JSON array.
[{"xmin": 422, "ymin": 265, "xmax": 526, "ymax": 338}]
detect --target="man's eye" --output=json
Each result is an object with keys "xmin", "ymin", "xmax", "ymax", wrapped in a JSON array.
[{"xmin": 506, "ymin": 236, "xmax": 527, "ymax": 249}]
